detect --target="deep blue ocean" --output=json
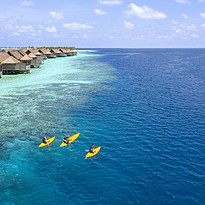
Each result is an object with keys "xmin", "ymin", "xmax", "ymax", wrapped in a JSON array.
[{"xmin": 0, "ymin": 49, "xmax": 205, "ymax": 205}]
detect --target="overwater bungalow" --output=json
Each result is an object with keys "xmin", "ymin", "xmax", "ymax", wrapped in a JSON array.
[
  {"xmin": 28, "ymin": 52, "xmax": 38, "ymax": 68},
  {"xmin": 0, "ymin": 60, "xmax": 1, "ymax": 77},
  {"xmin": 71, "ymin": 49, "xmax": 78, "ymax": 56},
  {"xmin": 36, "ymin": 49, "xmax": 47, "ymax": 60},
  {"xmin": 7, "ymin": 49, "xmax": 37, "ymax": 69},
  {"xmin": 0, "ymin": 46, "xmax": 77, "ymax": 77},
  {"xmin": 0, "ymin": 51, "xmax": 11, "ymax": 77},
  {"xmin": 20, "ymin": 54, "xmax": 32, "ymax": 69},
  {"xmin": 38, "ymin": 48, "xmax": 56, "ymax": 58},
  {"xmin": 1, "ymin": 56, "xmax": 30, "ymax": 74},
  {"xmin": 67, "ymin": 49, "xmax": 77, "ymax": 56},
  {"xmin": 59, "ymin": 48, "xmax": 70, "ymax": 56},
  {"xmin": 50, "ymin": 48, "xmax": 67, "ymax": 57},
  {"xmin": 34, "ymin": 51, "xmax": 44, "ymax": 65},
  {"xmin": 59, "ymin": 48, "xmax": 76, "ymax": 56},
  {"xmin": 21, "ymin": 48, "xmax": 44, "ymax": 66}
]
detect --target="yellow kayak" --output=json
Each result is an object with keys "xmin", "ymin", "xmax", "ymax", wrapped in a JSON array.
[
  {"xmin": 60, "ymin": 132, "xmax": 80, "ymax": 147},
  {"xmin": 39, "ymin": 136, "xmax": 55, "ymax": 148},
  {"xmin": 85, "ymin": 146, "xmax": 101, "ymax": 159}
]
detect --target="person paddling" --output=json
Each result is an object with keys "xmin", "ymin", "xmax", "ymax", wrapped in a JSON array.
[
  {"xmin": 63, "ymin": 131, "xmax": 70, "ymax": 144},
  {"xmin": 42, "ymin": 133, "xmax": 50, "ymax": 148},
  {"xmin": 89, "ymin": 145, "xmax": 95, "ymax": 153}
]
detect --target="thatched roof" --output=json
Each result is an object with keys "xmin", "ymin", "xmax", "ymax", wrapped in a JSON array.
[
  {"xmin": 30, "ymin": 48, "xmax": 39, "ymax": 53},
  {"xmin": 38, "ymin": 48, "xmax": 53, "ymax": 55},
  {"xmin": 29, "ymin": 53, "xmax": 37, "ymax": 58},
  {"xmin": 8, "ymin": 50, "xmax": 23, "ymax": 60},
  {"xmin": 38, "ymin": 48, "xmax": 48, "ymax": 54},
  {"xmin": 20, "ymin": 54, "xmax": 32, "ymax": 61},
  {"xmin": 0, "ymin": 51, "xmax": 11, "ymax": 63},
  {"xmin": 60, "ymin": 48, "xmax": 69, "ymax": 53},
  {"xmin": 45, "ymin": 51, "xmax": 52, "ymax": 55},
  {"xmin": 35, "ymin": 51, "xmax": 42, "ymax": 56},
  {"xmin": 1, "ymin": 56, "xmax": 20, "ymax": 64},
  {"xmin": 50, "ymin": 48, "xmax": 62, "ymax": 54},
  {"xmin": 19, "ymin": 49, "xmax": 27, "ymax": 56}
]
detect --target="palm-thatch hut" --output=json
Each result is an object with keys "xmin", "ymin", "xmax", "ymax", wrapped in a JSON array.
[
  {"xmin": 0, "ymin": 51, "xmax": 11, "ymax": 77},
  {"xmin": 61, "ymin": 48, "xmax": 77, "ymax": 56},
  {"xmin": 27, "ymin": 48, "xmax": 44, "ymax": 66},
  {"xmin": 50, "ymin": 48, "xmax": 67, "ymax": 57},
  {"xmin": 1, "ymin": 56, "xmax": 30, "ymax": 74},
  {"xmin": 37, "ymin": 49, "xmax": 47, "ymax": 60},
  {"xmin": 71, "ymin": 49, "xmax": 78, "ymax": 56},
  {"xmin": 20, "ymin": 54, "xmax": 32, "ymax": 69},
  {"xmin": 0, "ymin": 62, "xmax": 2, "ymax": 78},
  {"xmin": 38, "ymin": 48, "xmax": 56, "ymax": 58},
  {"xmin": 59, "ymin": 48, "xmax": 70, "ymax": 56},
  {"xmin": 28, "ymin": 52, "xmax": 38, "ymax": 68},
  {"xmin": 34, "ymin": 51, "xmax": 44, "ymax": 65}
]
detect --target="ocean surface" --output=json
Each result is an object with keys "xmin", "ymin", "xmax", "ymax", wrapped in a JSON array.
[{"xmin": 0, "ymin": 48, "xmax": 205, "ymax": 205}]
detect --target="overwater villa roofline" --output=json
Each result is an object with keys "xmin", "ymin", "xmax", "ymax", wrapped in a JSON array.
[
  {"xmin": 20, "ymin": 54, "xmax": 32, "ymax": 61},
  {"xmin": 34, "ymin": 51, "xmax": 42, "ymax": 56},
  {"xmin": 29, "ymin": 53, "xmax": 37, "ymax": 58},
  {"xmin": 0, "ymin": 51, "xmax": 10, "ymax": 63},
  {"xmin": 1, "ymin": 56, "xmax": 21, "ymax": 64},
  {"xmin": 7, "ymin": 50, "xmax": 23, "ymax": 60}
]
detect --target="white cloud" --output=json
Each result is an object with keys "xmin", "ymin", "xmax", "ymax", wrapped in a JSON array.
[
  {"xmin": 98, "ymin": 0, "xmax": 122, "ymax": 5},
  {"xmin": 175, "ymin": 28, "xmax": 182, "ymax": 33},
  {"xmin": 124, "ymin": 20, "xmax": 135, "ymax": 29},
  {"xmin": 5, "ymin": 24, "xmax": 14, "ymax": 30},
  {"xmin": 103, "ymin": 33, "xmax": 114, "ymax": 39},
  {"xmin": 72, "ymin": 34, "xmax": 90, "ymax": 39},
  {"xmin": 46, "ymin": 26, "xmax": 57, "ymax": 33},
  {"xmin": 22, "ymin": 0, "xmax": 34, "ymax": 6},
  {"xmin": 171, "ymin": 19, "xmax": 178, "ymax": 24},
  {"xmin": 53, "ymin": 33, "xmax": 60, "ymax": 38},
  {"xmin": 172, "ymin": 23, "xmax": 196, "ymax": 32},
  {"xmin": 171, "ymin": 22, "xmax": 198, "ymax": 39},
  {"xmin": 38, "ymin": 25, "xmax": 44, "ymax": 29},
  {"xmin": 126, "ymin": 3, "xmax": 167, "ymax": 19},
  {"xmin": 95, "ymin": 9, "xmax": 106, "ymax": 15},
  {"xmin": 50, "ymin": 11, "xmax": 64, "ymax": 19},
  {"xmin": 200, "ymin": 13, "xmax": 205, "ymax": 17},
  {"xmin": 175, "ymin": 0, "xmax": 190, "ymax": 4},
  {"xmin": 186, "ymin": 24, "xmax": 196, "ymax": 31},
  {"xmin": 83, "ymin": 34, "xmax": 89, "ymax": 39},
  {"xmin": 12, "ymin": 32, "xmax": 20, "ymax": 36},
  {"xmin": 201, "ymin": 23, "xmax": 205, "ymax": 27},
  {"xmin": 16, "ymin": 25, "xmax": 34, "ymax": 32},
  {"xmin": 182, "ymin": 13, "xmax": 188, "ymax": 19},
  {"xmin": 191, "ymin": 34, "xmax": 199, "ymax": 38},
  {"xmin": 63, "ymin": 22, "xmax": 93, "ymax": 30},
  {"xmin": 198, "ymin": 0, "xmax": 204, "ymax": 2}
]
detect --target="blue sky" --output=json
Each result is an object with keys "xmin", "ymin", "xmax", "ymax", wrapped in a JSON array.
[{"xmin": 0, "ymin": 0, "xmax": 205, "ymax": 48}]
